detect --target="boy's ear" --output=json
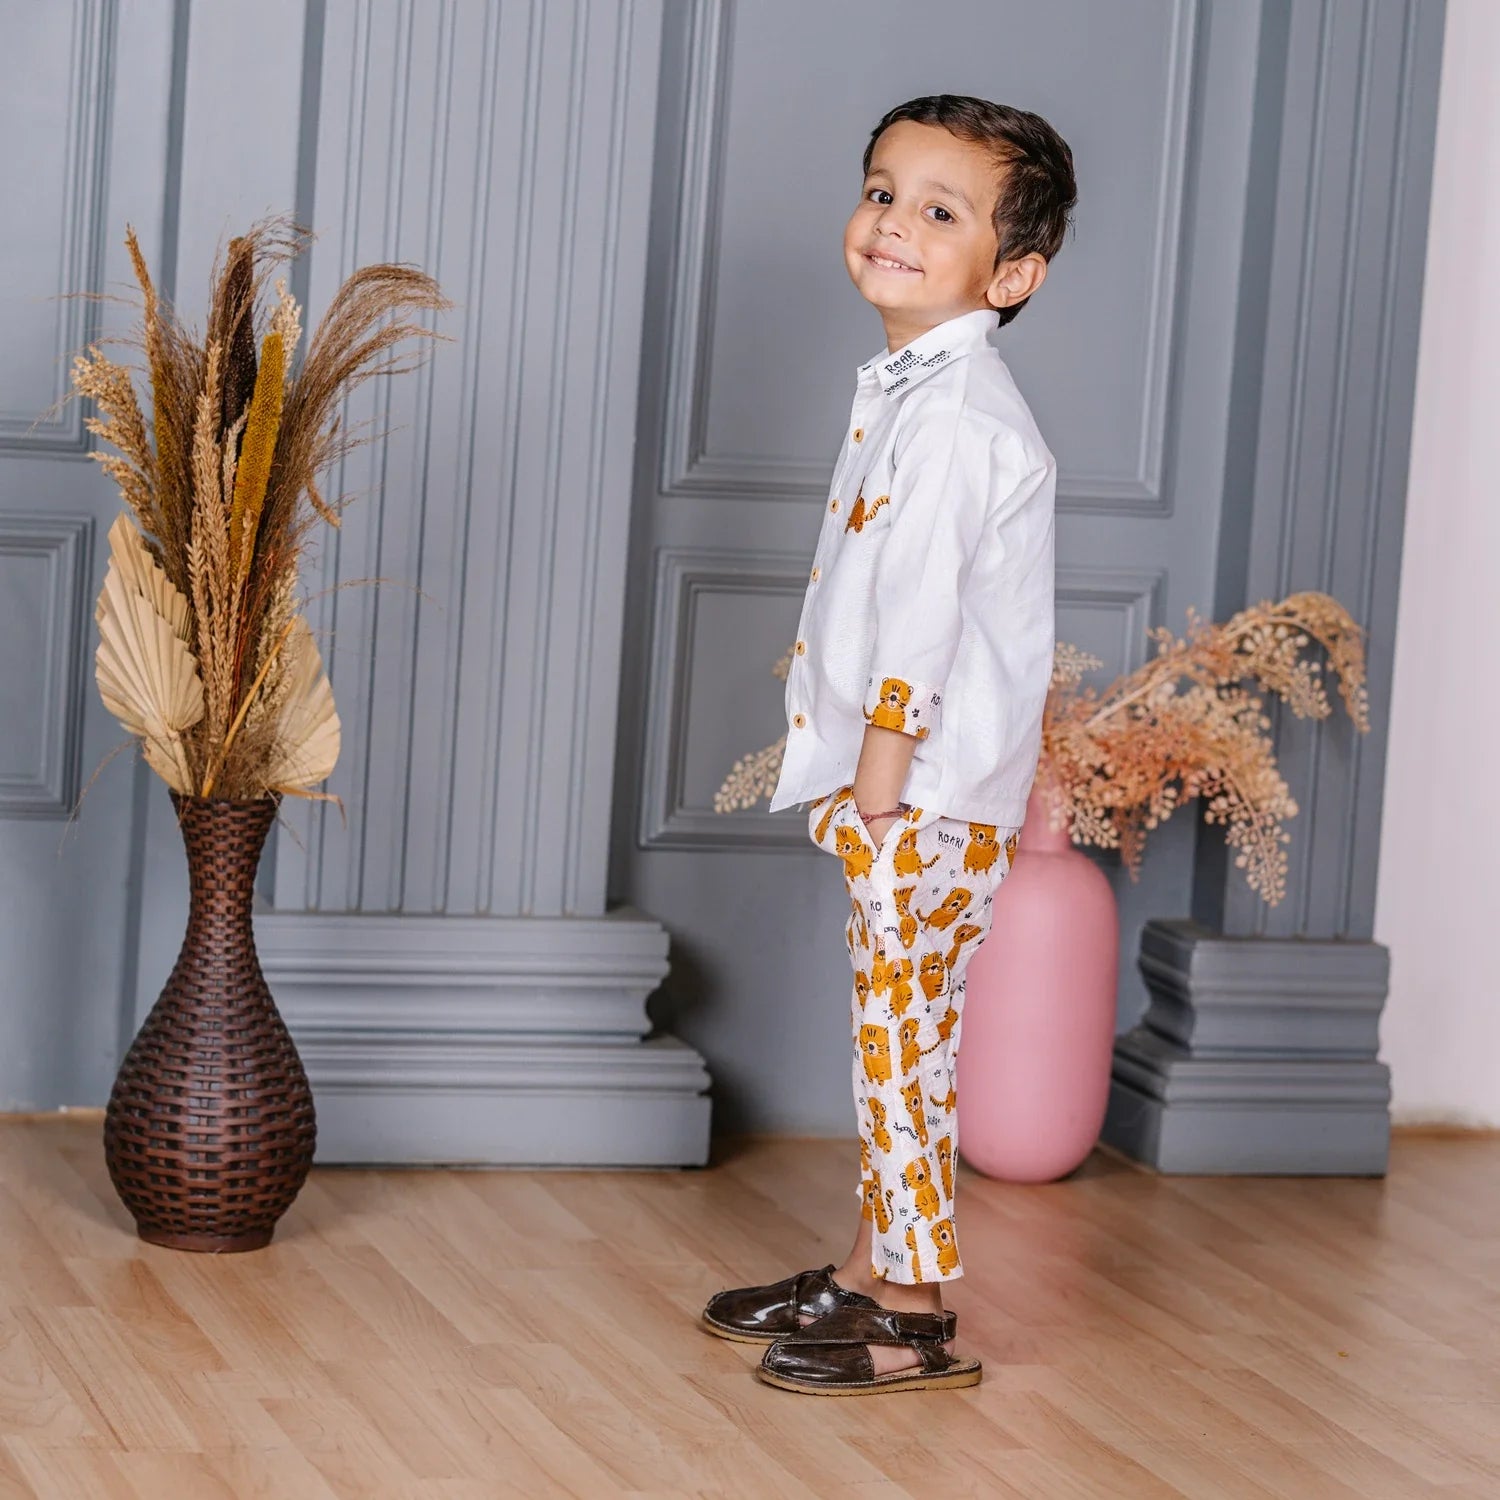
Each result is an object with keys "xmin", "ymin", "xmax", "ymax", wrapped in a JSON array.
[{"xmin": 987, "ymin": 252, "xmax": 1048, "ymax": 311}]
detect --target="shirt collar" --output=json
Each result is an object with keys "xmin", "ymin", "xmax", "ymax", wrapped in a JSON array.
[{"xmin": 860, "ymin": 308, "xmax": 997, "ymax": 397}]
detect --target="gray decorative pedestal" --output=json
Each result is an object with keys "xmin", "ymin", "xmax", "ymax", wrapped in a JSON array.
[
  {"xmin": 1101, "ymin": 920, "xmax": 1390, "ymax": 1174},
  {"xmin": 1098, "ymin": 0, "xmax": 1444, "ymax": 1175},
  {"xmin": 258, "ymin": 910, "xmax": 711, "ymax": 1168}
]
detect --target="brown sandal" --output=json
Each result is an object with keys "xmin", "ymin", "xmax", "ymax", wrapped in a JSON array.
[
  {"xmin": 700, "ymin": 1264, "xmax": 879, "ymax": 1344},
  {"xmin": 756, "ymin": 1305, "xmax": 981, "ymax": 1395}
]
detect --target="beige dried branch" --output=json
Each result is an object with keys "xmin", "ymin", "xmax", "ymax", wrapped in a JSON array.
[
  {"xmin": 1041, "ymin": 590, "xmax": 1369, "ymax": 904},
  {"xmin": 714, "ymin": 593, "xmax": 1370, "ymax": 906}
]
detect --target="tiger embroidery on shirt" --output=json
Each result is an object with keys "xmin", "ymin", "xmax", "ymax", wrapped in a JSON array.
[
  {"xmin": 866, "ymin": 676, "xmax": 912, "ymax": 731},
  {"xmin": 845, "ymin": 488, "xmax": 889, "ymax": 533}
]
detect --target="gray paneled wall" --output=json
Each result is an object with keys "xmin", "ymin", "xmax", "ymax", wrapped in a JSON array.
[
  {"xmin": 0, "ymin": 0, "xmax": 712, "ymax": 1158},
  {"xmin": 1107, "ymin": 0, "xmax": 1445, "ymax": 1171},
  {"xmin": 1201, "ymin": 0, "xmax": 1444, "ymax": 942},
  {"xmin": 612, "ymin": 0, "xmax": 1271, "ymax": 1134},
  {"xmin": 0, "ymin": 0, "xmax": 183, "ymax": 1109},
  {"xmin": 0, "ymin": 0, "xmax": 1441, "ymax": 1161},
  {"xmin": 275, "ymin": 0, "xmax": 650, "ymax": 922},
  {"xmin": 249, "ymin": 0, "xmax": 711, "ymax": 1161}
]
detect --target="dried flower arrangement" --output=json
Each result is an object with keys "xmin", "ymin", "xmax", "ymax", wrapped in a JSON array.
[
  {"xmin": 716, "ymin": 591, "xmax": 1370, "ymax": 906},
  {"xmin": 72, "ymin": 216, "xmax": 448, "ymax": 803}
]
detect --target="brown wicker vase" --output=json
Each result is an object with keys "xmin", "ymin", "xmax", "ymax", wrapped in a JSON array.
[{"xmin": 104, "ymin": 792, "xmax": 316, "ymax": 1252}]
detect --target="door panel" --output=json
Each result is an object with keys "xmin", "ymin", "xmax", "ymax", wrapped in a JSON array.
[
  {"xmin": 0, "ymin": 0, "xmax": 180, "ymax": 1106},
  {"xmin": 614, "ymin": 0, "xmax": 1266, "ymax": 1132}
]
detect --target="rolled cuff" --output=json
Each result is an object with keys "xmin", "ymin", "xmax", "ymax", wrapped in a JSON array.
[{"xmin": 862, "ymin": 672, "xmax": 943, "ymax": 740}]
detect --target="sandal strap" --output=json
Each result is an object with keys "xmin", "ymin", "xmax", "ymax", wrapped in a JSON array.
[
  {"xmin": 791, "ymin": 1265, "xmax": 877, "ymax": 1313},
  {"xmin": 773, "ymin": 1304, "xmax": 958, "ymax": 1350},
  {"xmin": 793, "ymin": 1265, "xmax": 837, "ymax": 1302}
]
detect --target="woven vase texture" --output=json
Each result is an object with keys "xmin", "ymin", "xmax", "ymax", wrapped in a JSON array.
[{"xmin": 104, "ymin": 793, "xmax": 316, "ymax": 1251}]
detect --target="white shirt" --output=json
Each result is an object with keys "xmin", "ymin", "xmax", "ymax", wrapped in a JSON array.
[{"xmin": 769, "ymin": 308, "xmax": 1056, "ymax": 829}]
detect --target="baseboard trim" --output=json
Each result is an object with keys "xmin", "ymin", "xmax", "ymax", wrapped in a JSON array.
[{"xmin": 255, "ymin": 906, "xmax": 713, "ymax": 1166}]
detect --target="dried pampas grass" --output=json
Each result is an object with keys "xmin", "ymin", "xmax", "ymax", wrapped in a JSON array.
[{"xmin": 73, "ymin": 214, "xmax": 448, "ymax": 803}]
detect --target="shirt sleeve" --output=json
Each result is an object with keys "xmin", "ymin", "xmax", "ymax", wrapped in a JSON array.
[{"xmin": 861, "ymin": 406, "xmax": 1041, "ymax": 741}]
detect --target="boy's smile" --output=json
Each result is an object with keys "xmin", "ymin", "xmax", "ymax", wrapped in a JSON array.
[{"xmin": 844, "ymin": 119, "xmax": 1046, "ymax": 351}]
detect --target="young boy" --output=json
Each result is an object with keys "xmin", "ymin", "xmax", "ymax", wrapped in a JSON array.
[{"xmin": 701, "ymin": 96, "xmax": 1076, "ymax": 1395}]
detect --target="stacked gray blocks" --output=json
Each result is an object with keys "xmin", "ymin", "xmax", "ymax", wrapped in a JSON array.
[{"xmin": 1101, "ymin": 919, "xmax": 1391, "ymax": 1175}]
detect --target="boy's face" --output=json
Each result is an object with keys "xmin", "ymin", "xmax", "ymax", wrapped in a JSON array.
[{"xmin": 845, "ymin": 120, "xmax": 1041, "ymax": 348}]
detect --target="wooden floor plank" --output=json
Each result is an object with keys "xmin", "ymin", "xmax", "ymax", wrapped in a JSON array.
[{"xmin": 0, "ymin": 1119, "xmax": 1497, "ymax": 1498}]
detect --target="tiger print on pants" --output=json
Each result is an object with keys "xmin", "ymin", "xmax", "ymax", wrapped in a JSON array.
[{"xmin": 808, "ymin": 786, "xmax": 1019, "ymax": 1284}]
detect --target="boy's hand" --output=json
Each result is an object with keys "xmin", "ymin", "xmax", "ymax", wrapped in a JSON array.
[{"xmin": 853, "ymin": 723, "xmax": 918, "ymax": 851}]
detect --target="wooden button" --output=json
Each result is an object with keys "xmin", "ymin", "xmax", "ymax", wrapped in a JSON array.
[
  {"xmin": 792, "ymin": 713, "xmax": 807, "ymax": 729},
  {"xmin": 810, "ymin": 565, "xmax": 820, "ymax": 582},
  {"xmin": 830, "ymin": 498, "xmax": 839, "ymax": 513},
  {"xmin": 852, "ymin": 427, "xmax": 864, "ymax": 443},
  {"xmin": 795, "ymin": 640, "xmax": 807, "ymax": 655}
]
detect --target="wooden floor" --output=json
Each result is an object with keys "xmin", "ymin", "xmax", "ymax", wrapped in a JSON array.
[{"xmin": 0, "ymin": 1121, "xmax": 1497, "ymax": 1500}]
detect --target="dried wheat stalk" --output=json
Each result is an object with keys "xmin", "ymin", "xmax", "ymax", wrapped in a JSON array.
[{"xmin": 75, "ymin": 214, "xmax": 450, "ymax": 802}]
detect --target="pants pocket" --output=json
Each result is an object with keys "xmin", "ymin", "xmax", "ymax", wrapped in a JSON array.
[{"xmin": 807, "ymin": 785, "xmax": 855, "ymax": 854}]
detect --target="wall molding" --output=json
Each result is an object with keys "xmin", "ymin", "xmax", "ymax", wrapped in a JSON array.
[
  {"xmin": 284, "ymin": 0, "xmax": 656, "ymax": 922},
  {"xmin": 638, "ymin": 544, "xmax": 805, "ymax": 849},
  {"xmin": 256, "ymin": 905, "xmax": 712, "ymax": 1165},
  {"xmin": 0, "ymin": 0, "xmax": 115, "ymax": 453},
  {"xmin": 655, "ymin": 0, "xmax": 1197, "ymax": 515},
  {"xmin": 0, "ymin": 515, "xmax": 92, "ymax": 818},
  {"xmin": 1199, "ymin": 0, "xmax": 1447, "ymax": 940},
  {"xmin": 1055, "ymin": 564, "xmax": 1167, "ymax": 675}
]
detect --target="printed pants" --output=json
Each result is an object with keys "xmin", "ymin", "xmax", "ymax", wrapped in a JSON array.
[{"xmin": 808, "ymin": 786, "xmax": 1019, "ymax": 1285}]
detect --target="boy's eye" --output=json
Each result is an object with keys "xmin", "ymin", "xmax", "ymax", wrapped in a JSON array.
[
  {"xmin": 927, "ymin": 206, "xmax": 955, "ymax": 223},
  {"xmin": 866, "ymin": 188, "xmax": 893, "ymax": 205}
]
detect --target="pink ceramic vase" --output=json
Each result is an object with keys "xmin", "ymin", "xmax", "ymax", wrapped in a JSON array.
[{"xmin": 955, "ymin": 769, "xmax": 1119, "ymax": 1182}]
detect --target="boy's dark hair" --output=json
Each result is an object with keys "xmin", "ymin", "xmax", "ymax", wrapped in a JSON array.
[{"xmin": 863, "ymin": 95, "xmax": 1077, "ymax": 327}]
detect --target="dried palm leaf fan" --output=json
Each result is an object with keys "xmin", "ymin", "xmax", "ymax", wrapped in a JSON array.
[{"xmin": 72, "ymin": 216, "xmax": 449, "ymax": 1252}]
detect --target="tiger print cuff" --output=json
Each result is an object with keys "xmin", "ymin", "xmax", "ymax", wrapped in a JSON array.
[{"xmin": 862, "ymin": 674, "xmax": 942, "ymax": 740}]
